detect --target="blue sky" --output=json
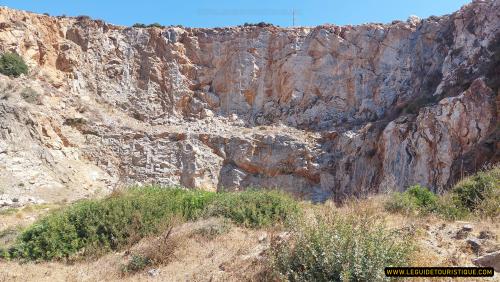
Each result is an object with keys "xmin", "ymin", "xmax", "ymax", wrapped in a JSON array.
[{"xmin": 1, "ymin": 0, "xmax": 471, "ymax": 27}]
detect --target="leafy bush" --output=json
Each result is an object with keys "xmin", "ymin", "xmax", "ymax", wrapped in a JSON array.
[
  {"xmin": 451, "ymin": 166, "xmax": 499, "ymax": 218},
  {"xmin": 6, "ymin": 187, "xmax": 299, "ymax": 260},
  {"xmin": 384, "ymin": 191, "xmax": 419, "ymax": 215},
  {"xmin": 384, "ymin": 185, "xmax": 438, "ymax": 215},
  {"xmin": 385, "ymin": 167, "xmax": 499, "ymax": 220},
  {"xmin": 242, "ymin": 22, "xmax": 273, "ymax": 28},
  {"xmin": 406, "ymin": 185, "xmax": 438, "ymax": 209},
  {"xmin": 121, "ymin": 254, "xmax": 151, "ymax": 273},
  {"xmin": 132, "ymin": 23, "xmax": 146, "ymax": 28},
  {"xmin": 270, "ymin": 210, "xmax": 414, "ymax": 281},
  {"xmin": 433, "ymin": 194, "xmax": 469, "ymax": 220},
  {"xmin": 207, "ymin": 190, "xmax": 299, "ymax": 228},
  {"xmin": 0, "ymin": 52, "xmax": 28, "ymax": 77}
]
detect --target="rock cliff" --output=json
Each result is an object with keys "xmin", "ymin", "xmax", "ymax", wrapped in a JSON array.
[{"xmin": 0, "ymin": 0, "xmax": 498, "ymax": 204}]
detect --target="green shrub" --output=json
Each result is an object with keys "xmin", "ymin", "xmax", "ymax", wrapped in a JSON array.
[
  {"xmin": 451, "ymin": 166, "xmax": 499, "ymax": 218},
  {"xmin": 406, "ymin": 185, "xmax": 438, "ymax": 210},
  {"xmin": 133, "ymin": 23, "xmax": 165, "ymax": 28},
  {"xmin": 242, "ymin": 22, "xmax": 273, "ymax": 28},
  {"xmin": 6, "ymin": 187, "xmax": 299, "ymax": 261},
  {"xmin": 121, "ymin": 254, "xmax": 151, "ymax": 273},
  {"xmin": 434, "ymin": 194, "xmax": 469, "ymax": 220},
  {"xmin": 147, "ymin": 23, "xmax": 164, "ymax": 28},
  {"xmin": 207, "ymin": 190, "xmax": 299, "ymax": 228},
  {"xmin": 385, "ymin": 167, "xmax": 499, "ymax": 220},
  {"xmin": 7, "ymin": 188, "xmax": 211, "ymax": 260},
  {"xmin": 384, "ymin": 191, "xmax": 419, "ymax": 215},
  {"xmin": 384, "ymin": 185, "xmax": 438, "ymax": 215},
  {"xmin": 270, "ymin": 211, "xmax": 414, "ymax": 281},
  {"xmin": 0, "ymin": 52, "xmax": 28, "ymax": 77}
]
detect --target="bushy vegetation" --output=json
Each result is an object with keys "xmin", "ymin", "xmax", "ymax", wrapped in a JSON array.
[
  {"xmin": 242, "ymin": 22, "xmax": 273, "ymax": 28},
  {"xmin": 132, "ymin": 23, "xmax": 147, "ymax": 28},
  {"xmin": 0, "ymin": 52, "xmax": 28, "ymax": 77},
  {"xmin": 2, "ymin": 187, "xmax": 298, "ymax": 261},
  {"xmin": 207, "ymin": 190, "xmax": 299, "ymax": 228},
  {"xmin": 385, "ymin": 166, "xmax": 499, "ymax": 220},
  {"xmin": 452, "ymin": 166, "xmax": 499, "ymax": 218},
  {"xmin": 269, "ymin": 210, "xmax": 414, "ymax": 281},
  {"xmin": 76, "ymin": 15, "xmax": 91, "ymax": 21},
  {"xmin": 121, "ymin": 254, "xmax": 152, "ymax": 273},
  {"xmin": 384, "ymin": 185, "xmax": 439, "ymax": 215},
  {"xmin": 147, "ymin": 23, "xmax": 164, "ymax": 28},
  {"xmin": 132, "ymin": 23, "xmax": 165, "ymax": 28}
]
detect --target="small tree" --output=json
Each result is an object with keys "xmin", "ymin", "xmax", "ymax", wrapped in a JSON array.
[{"xmin": 0, "ymin": 52, "xmax": 28, "ymax": 77}]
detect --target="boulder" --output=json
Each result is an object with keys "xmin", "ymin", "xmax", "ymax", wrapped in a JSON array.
[{"xmin": 472, "ymin": 251, "xmax": 500, "ymax": 272}]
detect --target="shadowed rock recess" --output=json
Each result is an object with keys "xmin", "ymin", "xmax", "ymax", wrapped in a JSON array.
[{"xmin": 0, "ymin": 0, "xmax": 498, "ymax": 204}]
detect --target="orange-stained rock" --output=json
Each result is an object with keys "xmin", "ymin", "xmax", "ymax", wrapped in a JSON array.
[{"xmin": 0, "ymin": 1, "xmax": 498, "ymax": 204}]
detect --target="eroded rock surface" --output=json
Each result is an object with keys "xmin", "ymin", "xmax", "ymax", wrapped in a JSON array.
[{"xmin": 0, "ymin": 0, "xmax": 498, "ymax": 203}]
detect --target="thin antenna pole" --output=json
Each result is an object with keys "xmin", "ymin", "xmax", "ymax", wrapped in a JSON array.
[{"xmin": 292, "ymin": 9, "xmax": 295, "ymax": 27}]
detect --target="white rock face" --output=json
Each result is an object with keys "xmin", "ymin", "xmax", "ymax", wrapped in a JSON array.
[{"xmin": 0, "ymin": 0, "xmax": 498, "ymax": 203}]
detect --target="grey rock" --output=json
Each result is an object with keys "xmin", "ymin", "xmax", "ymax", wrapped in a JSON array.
[
  {"xmin": 472, "ymin": 251, "xmax": 500, "ymax": 272},
  {"xmin": 462, "ymin": 224, "xmax": 473, "ymax": 232},
  {"xmin": 0, "ymin": 1, "xmax": 497, "ymax": 203},
  {"xmin": 148, "ymin": 269, "xmax": 160, "ymax": 277},
  {"xmin": 467, "ymin": 239, "xmax": 483, "ymax": 255},
  {"xmin": 479, "ymin": 231, "xmax": 497, "ymax": 240}
]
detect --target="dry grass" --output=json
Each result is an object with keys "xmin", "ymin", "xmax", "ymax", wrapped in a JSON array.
[
  {"xmin": 0, "ymin": 203, "xmax": 61, "ymax": 234},
  {"xmin": 189, "ymin": 217, "xmax": 232, "ymax": 240}
]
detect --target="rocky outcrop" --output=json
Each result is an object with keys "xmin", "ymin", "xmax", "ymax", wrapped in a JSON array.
[
  {"xmin": 0, "ymin": 0, "xmax": 498, "ymax": 203},
  {"xmin": 472, "ymin": 251, "xmax": 500, "ymax": 271}
]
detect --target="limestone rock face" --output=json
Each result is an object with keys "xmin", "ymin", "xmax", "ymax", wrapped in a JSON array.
[{"xmin": 0, "ymin": 0, "xmax": 498, "ymax": 203}]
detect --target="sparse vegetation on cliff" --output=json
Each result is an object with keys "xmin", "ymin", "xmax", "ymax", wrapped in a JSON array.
[
  {"xmin": 132, "ymin": 22, "xmax": 165, "ymax": 28},
  {"xmin": 241, "ymin": 22, "xmax": 274, "ymax": 28},
  {"xmin": 20, "ymin": 87, "xmax": 41, "ymax": 104},
  {"xmin": 0, "ymin": 52, "xmax": 28, "ymax": 77}
]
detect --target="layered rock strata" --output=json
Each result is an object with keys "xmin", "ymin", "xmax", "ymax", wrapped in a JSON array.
[{"xmin": 0, "ymin": 0, "xmax": 498, "ymax": 203}]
